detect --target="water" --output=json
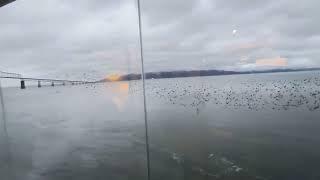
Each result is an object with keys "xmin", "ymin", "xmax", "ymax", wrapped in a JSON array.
[
  {"xmin": 1, "ymin": 71, "xmax": 320, "ymax": 180},
  {"xmin": 146, "ymin": 71, "xmax": 320, "ymax": 180},
  {"xmin": 1, "ymin": 82, "xmax": 148, "ymax": 180}
]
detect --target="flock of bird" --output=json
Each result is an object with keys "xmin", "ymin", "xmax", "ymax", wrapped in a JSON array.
[
  {"xmin": 133, "ymin": 74, "xmax": 320, "ymax": 113},
  {"xmin": 126, "ymin": 74, "xmax": 320, "ymax": 179}
]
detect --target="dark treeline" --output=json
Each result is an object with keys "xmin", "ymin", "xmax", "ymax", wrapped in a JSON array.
[{"xmin": 99, "ymin": 67, "xmax": 320, "ymax": 82}]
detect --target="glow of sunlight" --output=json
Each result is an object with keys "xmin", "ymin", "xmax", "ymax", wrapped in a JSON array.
[
  {"xmin": 106, "ymin": 73, "xmax": 122, "ymax": 82},
  {"xmin": 256, "ymin": 57, "xmax": 288, "ymax": 67}
]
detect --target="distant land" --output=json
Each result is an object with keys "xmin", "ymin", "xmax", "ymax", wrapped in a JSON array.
[{"xmin": 99, "ymin": 67, "xmax": 320, "ymax": 82}]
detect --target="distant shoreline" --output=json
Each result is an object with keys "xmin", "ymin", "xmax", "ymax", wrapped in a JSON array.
[{"xmin": 99, "ymin": 67, "xmax": 320, "ymax": 82}]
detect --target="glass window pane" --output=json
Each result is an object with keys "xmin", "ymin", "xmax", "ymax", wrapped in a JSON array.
[
  {"xmin": 0, "ymin": 1, "xmax": 148, "ymax": 180},
  {"xmin": 141, "ymin": 1, "xmax": 320, "ymax": 180}
]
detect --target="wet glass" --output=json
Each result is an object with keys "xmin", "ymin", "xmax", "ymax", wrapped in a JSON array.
[
  {"xmin": 141, "ymin": 1, "xmax": 320, "ymax": 180},
  {"xmin": 0, "ymin": 1, "xmax": 148, "ymax": 180}
]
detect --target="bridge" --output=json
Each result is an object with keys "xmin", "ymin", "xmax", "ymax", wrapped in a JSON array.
[
  {"xmin": 1, "ymin": 1, "xmax": 99, "ymax": 89},
  {"xmin": 0, "ymin": 71, "xmax": 96, "ymax": 89}
]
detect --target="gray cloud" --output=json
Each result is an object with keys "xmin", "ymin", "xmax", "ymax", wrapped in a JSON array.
[
  {"xmin": 141, "ymin": 0, "xmax": 320, "ymax": 71},
  {"xmin": 0, "ymin": 0, "xmax": 141, "ymax": 80},
  {"xmin": 1, "ymin": 0, "xmax": 320, "ymax": 80}
]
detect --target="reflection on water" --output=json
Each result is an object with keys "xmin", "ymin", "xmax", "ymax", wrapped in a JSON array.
[
  {"xmin": 109, "ymin": 82, "xmax": 130, "ymax": 110},
  {"xmin": 1, "ymin": 71, "xmax": 320, "ymax": 180},
  {"xmin": 1, "ymin": 82, "xmax": 147, "ymax": 180}
]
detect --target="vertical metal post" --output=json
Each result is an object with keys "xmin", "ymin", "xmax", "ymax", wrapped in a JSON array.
[
  {"xmin": 136, "ymin": 0, "xmax": 151, "ymax": 179},
  {"xmin": 38, "ymin": 81, "xmax": 41, "ymax": 88},
  {"xmin": 0, "ymin": 80, "xmax": 14, "ymax": 180},
  {"xmin": 20, "ymin": 80, "xmax": 26, "ymax": 89}
]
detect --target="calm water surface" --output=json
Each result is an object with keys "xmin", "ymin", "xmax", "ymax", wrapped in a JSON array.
[{"xmin": 1, "ymin": 71, "xmax": 320, "ymax": 180}]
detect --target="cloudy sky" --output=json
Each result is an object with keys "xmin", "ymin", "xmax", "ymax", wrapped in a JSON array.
[{"xmin": 1, "ymin": 0, "xmax": 320, "ymax": 80}]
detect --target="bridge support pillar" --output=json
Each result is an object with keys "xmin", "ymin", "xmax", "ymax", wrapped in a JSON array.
[
  {"xmin": 20, "ymin": 80, "xmax": 26, "ymax": 89},
  {"xmin": 38, "ymin": 81, "xmax": 41, "ymax": 88},
  {"xmin": 51, "ymin": 82, "xmax": 54, "ymax": 86}
]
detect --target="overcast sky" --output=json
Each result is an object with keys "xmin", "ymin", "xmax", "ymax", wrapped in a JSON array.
[{"xmin": 1, "ymin": 0, "xmax": 320, "ymax": 80}]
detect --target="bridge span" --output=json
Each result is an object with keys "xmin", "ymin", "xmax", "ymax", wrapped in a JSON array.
[{"xmin": 1, "ymin": 71, "xmax": 96, "ymax": 89}]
